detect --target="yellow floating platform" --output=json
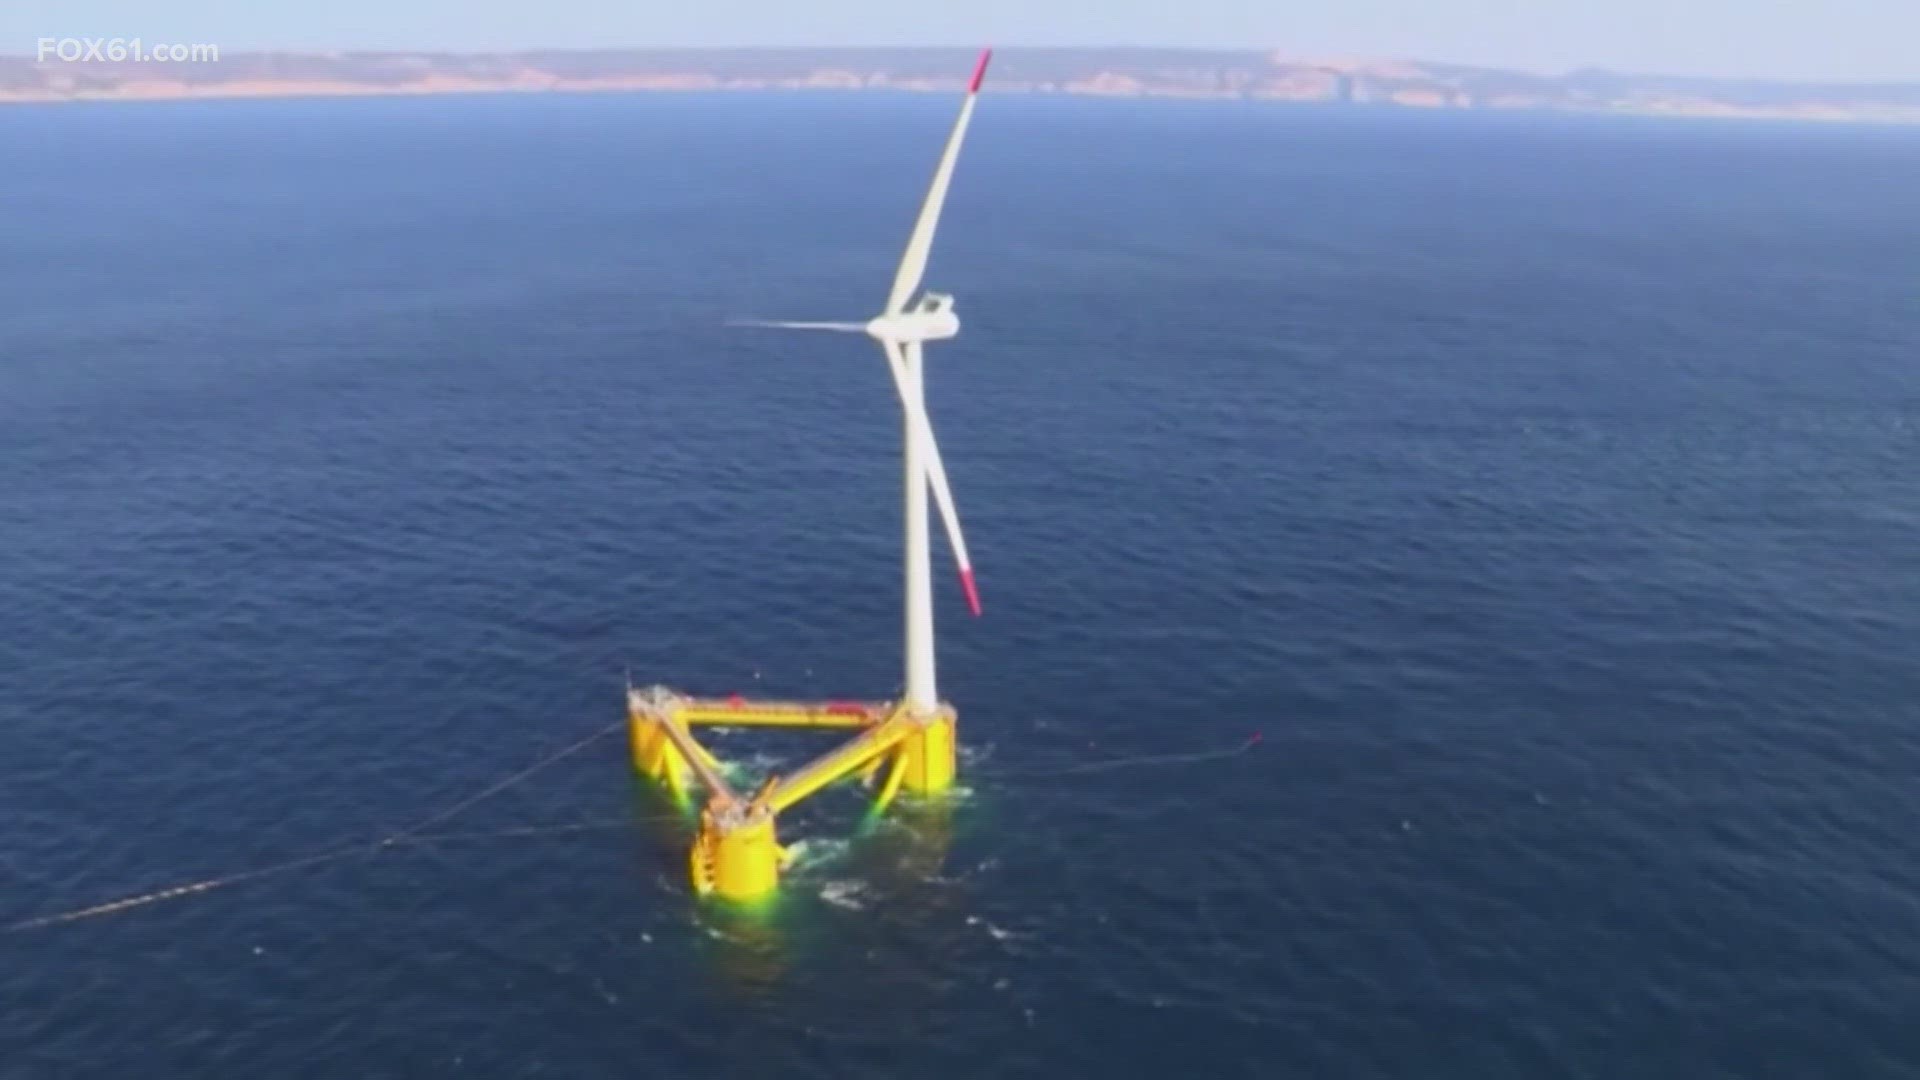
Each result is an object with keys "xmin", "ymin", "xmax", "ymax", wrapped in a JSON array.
[{"xmin": 627, "ymin": 685, "xmax": 956, "ymax": 901}]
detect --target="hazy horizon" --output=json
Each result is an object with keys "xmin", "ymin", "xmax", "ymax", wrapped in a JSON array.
[
  {"xmin": 5, "ymin": 0, "xmax": 1918, "ymax": 83},
  {"xmin": 8, "ymin": 42, "xmax": 1920, "ymax": 89}
]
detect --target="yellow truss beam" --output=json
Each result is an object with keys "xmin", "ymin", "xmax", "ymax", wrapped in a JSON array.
[
  {"xmin": 651, "ymin": 712, "xmax": 740, "ymax": 805},
  {"xmin": 676, "ymin": 699, "xmax": 888, "ymax": 729},
  {"xmin": 761, "ymin": 711, "xmax": 916, "ymax": 815}
]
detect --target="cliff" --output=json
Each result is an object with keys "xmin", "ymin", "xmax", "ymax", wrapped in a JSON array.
[{"xmin": 4, "ymin": 47, "xmax": 1918, "ymax": 124}]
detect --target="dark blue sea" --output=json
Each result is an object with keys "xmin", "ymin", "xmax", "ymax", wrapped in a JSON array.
[{"xmin": 4, "ymin": 92, "xmax": 1920, "ymax": 1077}]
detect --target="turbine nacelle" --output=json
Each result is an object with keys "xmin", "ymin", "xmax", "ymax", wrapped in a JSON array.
[{"xmin": 866, "ymin": 293, "xmax": 959, "ymax": 343}]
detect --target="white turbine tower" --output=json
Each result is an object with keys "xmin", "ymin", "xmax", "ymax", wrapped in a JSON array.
[{"xmin": 736, "ymin": 49, "xmax": 991, "ymax": 718}]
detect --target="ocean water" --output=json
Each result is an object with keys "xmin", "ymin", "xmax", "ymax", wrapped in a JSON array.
[{"xmin": 4, "ymin": 93, "xmax": 1920, "ymax": 1077}]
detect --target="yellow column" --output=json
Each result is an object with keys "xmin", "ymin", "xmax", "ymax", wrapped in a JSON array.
[
  {"xmin": 696, "ymin": 811, "xmax": 781, "ymax": 901},
  {"xmin": 689, "ymin": 812, "xmax": 715, "ymax": 894},
  {"xmin": 631, "ymin": 716, "xmax": 692, "ymax": 799},
  {"xmin": 629, "ymin": 715, "xmax": 653, "ymax": 775},
  {"xmin": 898, "ymin": 713, "xmax": 956, "ymax": 795}
]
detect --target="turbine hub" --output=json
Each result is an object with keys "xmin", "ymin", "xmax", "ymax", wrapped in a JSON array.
[{"xmin": 866, "ymin": 294, "xmax": 960, "ymax": 343}]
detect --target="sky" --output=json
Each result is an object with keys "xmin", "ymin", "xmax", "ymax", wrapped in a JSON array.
[{"xmin": 7, "ymin": 0, "xmax": 1917, "ymax": 83}]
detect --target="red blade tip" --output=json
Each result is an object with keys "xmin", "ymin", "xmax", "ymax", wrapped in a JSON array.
[
  {"xmin": 969, "ymin": 49, "xmax": 992, "ymax": 93},
  {"xmin": 959, "ymin": 567, "xmax": 982, "ymax": 617}
]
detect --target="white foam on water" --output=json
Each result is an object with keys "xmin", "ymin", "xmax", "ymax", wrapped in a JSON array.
[
  {"xmin": 967, "ymin": 912, "xmax": 1029, "ymax": 943},
  {"xmin": 783, "ymin": 836, "xmax": 852, "ymax": 875},
  {"xmin": 715, "ymin": 750, "xmax": 786, "ymax": 783},
  {"xmin": 820, "ymin": 879, "xmax": 868, "ymax": 910}
]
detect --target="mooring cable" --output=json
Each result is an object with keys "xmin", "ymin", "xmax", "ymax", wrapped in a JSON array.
[
  {"xmin": 989, "ymin": 730, "xmax": 1263, "ymax": 778},
  {"xmin": 9, "ymin": 724, "xmax": 1263, "ymax": 932},
  {"xmin": 5, "ymin": 845, "xmax": 372, "ymax": 932},
  {"xmin": 388, "ymin": 817, "xmax": 676, "ymax": 846},
  {"xmin": 7, "ymin": 718, "xmax": 628, "ymax": 934},
  {"xmin": 373, "ymin": 719, "xmax": 627, "ymax": 848}
]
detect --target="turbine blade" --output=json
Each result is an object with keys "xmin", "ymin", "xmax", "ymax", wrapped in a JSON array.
[
  {"xmin": 882, "ymin": 340, "xmax": 982, "ymax": 617},
  {"xmin": 727, "ymin": 319, "xmax": 869, "ymax": 332},
  {"xmin": 883, "ymin": 48, "xmax": 991, "ymax": 316},
  {"xmin": 919, "ymin": 388, "xmax": 981, "ymax": 617}
]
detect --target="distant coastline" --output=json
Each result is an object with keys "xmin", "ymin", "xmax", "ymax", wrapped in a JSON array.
[{"xmin": 5, "ymin": 46, "xmax": 1919, "ymax": 124}]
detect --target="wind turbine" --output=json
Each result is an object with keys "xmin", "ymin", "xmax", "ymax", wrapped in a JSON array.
[{"xmin": 736, "ymin": 49, "xmax": 992, "ymax": 718}]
